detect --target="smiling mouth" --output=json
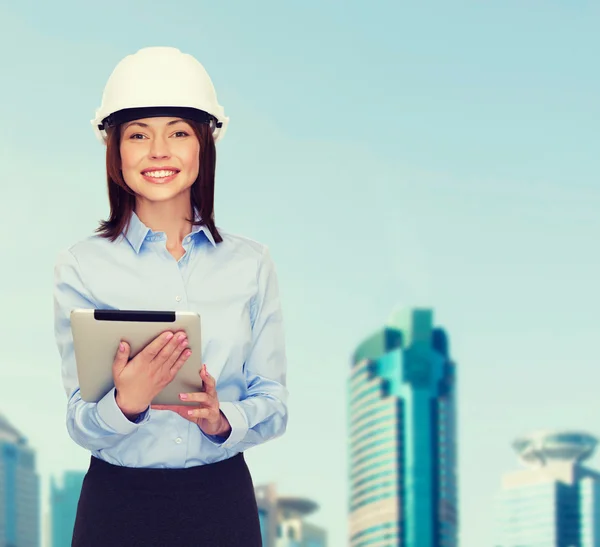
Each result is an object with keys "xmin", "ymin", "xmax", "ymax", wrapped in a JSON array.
[
  {"xmin": 143, "ymin": 169, "xmax": 179, "ymax": 178},
  {"xmin": 141, "ymin": 169, "xmax": 180, "ymax": 183}
]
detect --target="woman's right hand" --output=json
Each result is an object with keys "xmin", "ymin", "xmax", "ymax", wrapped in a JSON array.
[{"xmin": 112, "ymin": 331, "xmax": 192, "ymax": 419}]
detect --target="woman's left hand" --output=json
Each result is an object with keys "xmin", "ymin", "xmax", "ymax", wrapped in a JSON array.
[{"xmin": 152, "ymin": 364, "xmax": 232, "ymax": 438}]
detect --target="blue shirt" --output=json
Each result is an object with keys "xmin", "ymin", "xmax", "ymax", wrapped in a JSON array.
[{"xmin": 53, "ymin": 211, "xmax": 288, "ymax": 468}]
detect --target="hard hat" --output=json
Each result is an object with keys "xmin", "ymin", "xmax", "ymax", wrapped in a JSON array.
[{"xmin": 91, "ymin": 46, "xmax": 229, "ymax": 144}]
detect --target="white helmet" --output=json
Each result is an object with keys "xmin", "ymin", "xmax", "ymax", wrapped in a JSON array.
[{"xmin": 92, "ymin": 46, "xmax": 229, "ymax": 144}]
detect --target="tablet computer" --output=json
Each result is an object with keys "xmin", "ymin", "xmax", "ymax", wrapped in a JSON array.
[{"xmin": 70, "ymin": 309, "xmax": 203, "ymax": 406}]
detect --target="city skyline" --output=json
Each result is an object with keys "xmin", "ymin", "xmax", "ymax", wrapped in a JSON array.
[
  {"xmin": 3, "ymin": 297, "xmax": 600, "ymax": 545},
  {"xmin": 1, "ymin": 2, "xmax": 599, "ymax": 545},
  {"xmin": 0, "ymin": 410, "xmax": 325, "ymax": 547}
]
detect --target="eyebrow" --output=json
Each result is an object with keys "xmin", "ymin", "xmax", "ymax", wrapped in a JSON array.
[{"xmin": 124, "ymin": 119, "xmax": 188, "ymax": 130}]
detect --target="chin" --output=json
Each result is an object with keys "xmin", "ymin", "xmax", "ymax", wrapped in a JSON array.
[{"xmin": 136, "ymin": 185, "xmax": 193, "ymax": 203}]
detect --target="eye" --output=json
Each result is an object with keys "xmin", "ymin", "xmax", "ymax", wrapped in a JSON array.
[
  {"xmin": 173, "ymin": 131, "xmax": 189, "ymax": 138},
  {"xmin": 129, "ymin": 133, "xmax": 146, "ymax": 140}
]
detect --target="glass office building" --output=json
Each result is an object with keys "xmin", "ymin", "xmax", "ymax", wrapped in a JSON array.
[
  {"xmin": 495, "ymin": 430, "xmax": 600, "ymax": 547},
  {"xmin": 0, "ymin": 413, "xmax": 40, "ymax": 547},
  {"xmin": 255, "ymin": 483, "xmax": 327, "ymax": 547},
  {"xmin": 50, "ymin": 470, "xmax": 85, "ymax": 547},
  {"xmin": 348, "ymin": 308, "xmax": 458, "ymax": 547}
]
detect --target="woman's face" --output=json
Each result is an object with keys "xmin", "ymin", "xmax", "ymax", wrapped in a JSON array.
[{"xmin": 119, "ymin": 116, "xmax": 200, "ymax": 204}]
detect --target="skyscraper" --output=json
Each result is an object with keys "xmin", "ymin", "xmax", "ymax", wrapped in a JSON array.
[
  {"xmin": 0, "ymin": 413, "xmax": 40, "ymax": 547},
  {"xmin": 348, "ymin": 308, "xmax": 458, "ymax": 547},
  {"xmin": 255, "ymin": 483, "xmax": 327, "ymax": 546},
  {"xmin": 50, "ymin": 470, "xmax": 85, "ymax": 547},
  {"xmin": 495, "ymin": 430, "xmax": 600, "ymax": 546}
]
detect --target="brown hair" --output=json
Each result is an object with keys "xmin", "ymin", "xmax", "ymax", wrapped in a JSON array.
[{"xmin": 95, "ymin": 119, "xmax": 223, "ymax": 244}]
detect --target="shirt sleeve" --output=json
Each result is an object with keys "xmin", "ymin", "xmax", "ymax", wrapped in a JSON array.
[
  {"xmin": 204, "ymin": 245, "xmax": 289, "ymax": 451},
  {"xmin": 53, "ymin": 248, "xmax": 150, "ymax": 452}
]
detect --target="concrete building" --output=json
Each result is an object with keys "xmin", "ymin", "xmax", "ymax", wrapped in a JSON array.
[
  {"xmin": 495, "ymin": 430, "xmax": 600, "ymax": 546},
  {"xmin": 50, "ymin": 470, "xmax": 85, "ymax": 547},
  {"xmin": 255, "ymin": 483, "xmax": 326, "ymax": 546},
  {"xmin": 348, "ymin": 308, "xmax": 458, "ymax": 546},
  {"xmin": 0, "ymin": 413, "xmax": 40, "ymax": 547}
]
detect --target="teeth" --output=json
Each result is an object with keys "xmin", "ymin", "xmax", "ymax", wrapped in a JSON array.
[{"xmin": 144, "ymin": 170, "xmax": 177, "ymax": 178}]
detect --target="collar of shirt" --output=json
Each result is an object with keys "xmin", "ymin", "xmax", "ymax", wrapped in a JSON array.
[{"xmin": 123, "ymin": 209, "xmax": 217, "ymax": 253}]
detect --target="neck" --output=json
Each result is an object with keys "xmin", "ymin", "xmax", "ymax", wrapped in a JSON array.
[{"xmin": 135, "ymin": 193, "xmax": 194, "ymax": 248}]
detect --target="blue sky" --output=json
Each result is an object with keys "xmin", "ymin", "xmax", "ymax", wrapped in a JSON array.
[{"xmin": 1, "ymin": 1, "xmax": 599, "ymax": 545}]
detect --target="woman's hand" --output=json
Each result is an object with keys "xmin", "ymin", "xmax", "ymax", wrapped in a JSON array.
[
  {"xmin": 152, "ymin": 364, "xmax": 232, "ymax": 439},
  {"xmin": 113, "ymin": 330, "xmax": 192, "ymax": 419}
]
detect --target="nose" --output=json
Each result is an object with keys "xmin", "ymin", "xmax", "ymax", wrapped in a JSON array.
[{"xmin": 149, "ymin": 134, "xmax": 171, "ymax": 159}]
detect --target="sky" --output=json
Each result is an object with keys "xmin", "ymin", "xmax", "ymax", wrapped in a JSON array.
[{"xmin": 1, "ymin": 1, "xmax": 599, "ymax": 545}]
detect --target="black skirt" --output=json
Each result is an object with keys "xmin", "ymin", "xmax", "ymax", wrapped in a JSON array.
[{"xmin": 72, "ymin": 452, "xmax": 262, "ymax": 547}]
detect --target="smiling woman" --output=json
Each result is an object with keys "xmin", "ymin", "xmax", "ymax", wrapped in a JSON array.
[
  {"xmin": 121, "ymin": 118, "xmax": 198, "ymax": 188},
  {"xmin": 52, "ymin": 46, "xmax": 288, "ymax": 547},
  {"xmin": 98, "ymin": 115, "xmax": 221, "ymax": 247}
]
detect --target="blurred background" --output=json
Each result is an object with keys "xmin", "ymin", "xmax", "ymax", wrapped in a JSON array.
[{"xmin": 1, "ymin": 1, "xmax": 599, "ymax": 545}]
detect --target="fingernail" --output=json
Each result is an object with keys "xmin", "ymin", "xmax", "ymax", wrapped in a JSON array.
[
  {"xmin": 179, "ymin": 393, "xmax": 188, "ymax": 400},
  {"xmin": 187, "ymin": 410, "xmax": 194, "ymax": 416},
  {"xmin": 166, "ymin": 332, "xmax": 174, "ymax": 340},
  {"xmin": 180, "ymin": 337, "xmax": 188, "ymax": 346},
  {"xmin": 119, "ymin": 342, "xmax": 125, "ymax": 352},
  {"xmin": 178, "ymin": 333, "xmax": 186, "ymax": 342}
]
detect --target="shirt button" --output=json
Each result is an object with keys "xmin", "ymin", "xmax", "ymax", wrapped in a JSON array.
[
  {"xmin": 175, "ymin": 295, "xmax": 182, "ymax": 302},
  {"xmin": 175, "ymin": 437, "xmax": 182, "ymax": 444}
]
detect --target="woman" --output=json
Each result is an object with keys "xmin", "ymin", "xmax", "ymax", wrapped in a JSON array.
[{"xmin": 53, "ymin": 46, "xmax": 288, "ymax": 546}]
